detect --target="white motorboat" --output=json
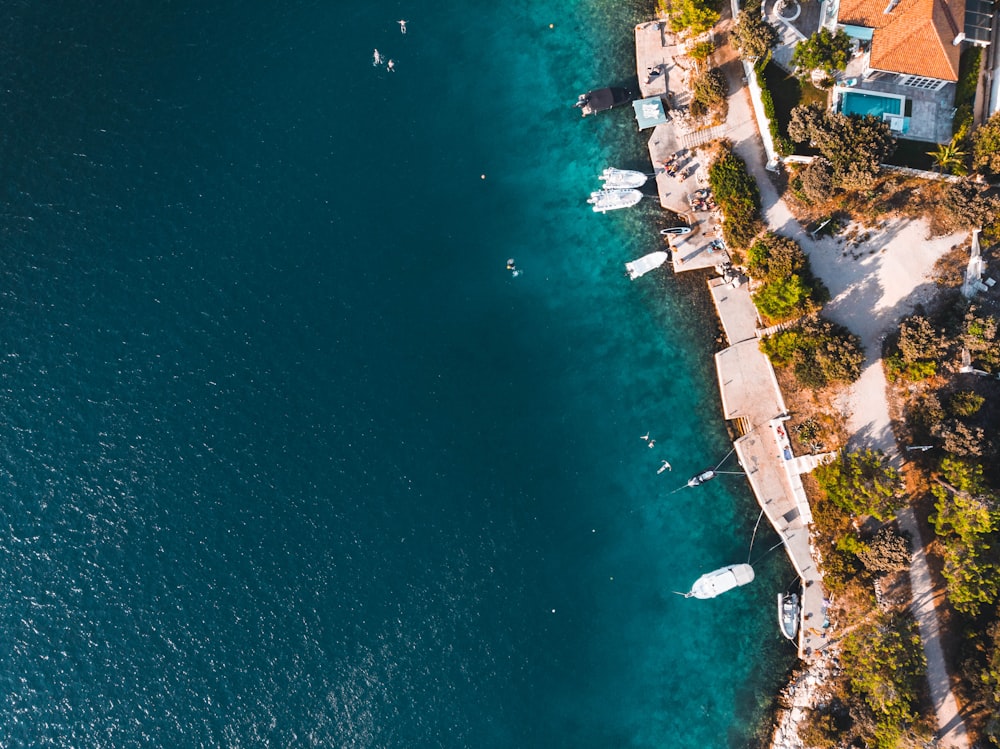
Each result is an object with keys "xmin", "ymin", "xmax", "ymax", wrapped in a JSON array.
[
  {"xmin": 687, "ymin": 563, "xmax": 755, "ymax": 599},
  {"xmin": 600, "ymin": 167, "xmax": 648, "ymax": 189},
  {"xmin": 687, "ymin": 469, "xmax": 716, "ymax": 487},
  {"xmin": 625, "ymin": 251, "xmax": 669, "ymax": 280},
  {"xmin": 588, "ymin": 188, "xmax": 643, "ymax": 213},
  {"xmin": 779, "ymin": 592, "xmax": 800, "ymax": 641}
]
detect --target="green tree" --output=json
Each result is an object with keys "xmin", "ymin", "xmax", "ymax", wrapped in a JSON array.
[
  {"xmin": 936, "ymin": 179, "xmax": 1000, "ymax": 233},
  {"xmin": 931, "ymin": 457, "xmax": 1000, "ymax": 615},
  {"xmin": 788, "ymin": 105, "xmax": 894, "ymax": 189},
  {"xmin": 731, "ymin": 11, "xmax": 778, "ymax": 60},
  {"xmin": 856, "ymin": 526, "xmax": 911, "ymax": 574},
  {"xmin": 799, "ymin": 157, "xmax": 835, "ymax": 203},
  {"xmin": 972, "ymin": 110, "xmax": 1000, "ymax": 177},
  {"xmin": 928, "ymin": 139, "xmax": 968, "ymax": 175},
  {"xmin": 814, "ymin": 449, "xmax": 905, "ymax": 521},
  {"xmin": 792, "ymin": 28, "xmax": 852, "ymax": 74},
  {"xmin": 688, "ymin": 40, "xmax": 715, "ymax": 64},
  {"xmin": 840, "ymin": 614, "xmax": 926, "ymax": 749},
  {"xmin": 668, "ymin": 0, "xmax": 721, "ymax": 35},
  {"xmin": 708, "ymin": 143, "xmax": 764, "ymax": 249},
  {"xmin": 692, "ymin": 67, "xmax": 727, "ymax": 108},
  {"xmin": 961, "ymin": 307, "xmax": 1000, "ymax": 372}
]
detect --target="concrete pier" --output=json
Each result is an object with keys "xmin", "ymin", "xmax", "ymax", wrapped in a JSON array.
[
  {"xmin": 634, "ymin": 23, "xmax": 728, "ymax": 274},
  {"xmin": 708, "ymin": 277, "xmax": 830, "ymax": 661}
]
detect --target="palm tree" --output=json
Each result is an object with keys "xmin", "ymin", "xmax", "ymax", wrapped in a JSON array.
[{"xmin": 928, "ymin": 140, "xmax": 968, "ymax": 175}]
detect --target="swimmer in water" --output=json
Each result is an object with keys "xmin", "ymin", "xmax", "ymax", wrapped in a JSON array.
[
  {"xmin": 657, "ymin": 460, "xmax": 672, "ymax": 474},
  {"xmin": 387, "ymin": 59, "xmax": 396, "ymax": 72},
  {"xmin": 373, "ymin": 49, "xmax": 383, "ymax": 66},
  {"xmin": 398, "ymin": 19, "xmax": 407, "ymax": 34}
]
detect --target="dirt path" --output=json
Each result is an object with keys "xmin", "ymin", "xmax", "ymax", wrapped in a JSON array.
[{"xmin": 715, "ymin": 68, "xmax": 970, "ymax": 748}]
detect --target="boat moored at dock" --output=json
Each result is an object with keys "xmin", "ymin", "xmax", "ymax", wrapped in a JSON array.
[
  {"xmin": 599, "ymin": 167, "xmax": 648, "ymax": 188},
  {"xmin": 779, "ymin": 592, "xmax": 801, "ymax": 641},
  {"xmin": 686, "ymin": 563, "xmax": 755, "ymax": 599},
  {"xmin": 588, "ymin": 188, "xmax": 643, "ymax": 213},
  {"xmin": 574, "ymin": 87, "xmax": 632, "ymax": 116},
  {"xmin": 687, "ymin": 468, "xmax": 716, "ymax": 487}
]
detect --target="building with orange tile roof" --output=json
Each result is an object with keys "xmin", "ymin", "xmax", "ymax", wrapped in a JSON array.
[{"xmin": 837, "ymin": 0, "xmax": 967, "ymax": 82}]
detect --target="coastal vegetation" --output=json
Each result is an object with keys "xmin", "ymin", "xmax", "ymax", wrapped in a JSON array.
[
  {"xmin": 788, "ymin": 104, "xmax": 895, "ymax": 189},
  {"xmin": 691, "ymin": 67, "xmax": 728, "ymax": 120},
  {"xmin": 730, "ymin": 11, "xmax": 777, "ymax": 60},
  {"xmin": 744, "ymin": 233, "xmax": 827, "ymax": 323},
  {"xmin": 814, "ymin": 449, "xmax": 905, "ymax": 523},
  {"xmin": 661, "ymin": 0, "xmax": 720, "ymax": 36},
  {"xmin": 839, "ymin": 614, "xmax": 928, "ymax": 749},
  {"xmin": 953, "ymin": 47, "xmax": 982, "ymax": 145},
  {"xmin": 760, "ymin": 314, "xmax": 863, "ymax": 388},
  {"xmin": 706, "ymin": 142, "xmax": 763, "ymax": 250},
  {"xmin": 973, "ymin": 111, "xmax": 1000, "ymax": 179},
  {"xmin": 791, "ymin": 29, "xmax": 851, "ymax": 77}
]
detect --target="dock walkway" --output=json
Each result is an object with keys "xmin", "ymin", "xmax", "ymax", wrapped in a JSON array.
[
  {"xmin": 708, "ymin": 272, "xmax": 829, "ymax": 661},
  {"xmin": 634, "ymin": 22, "xmax": 828, "ymax": 660}
]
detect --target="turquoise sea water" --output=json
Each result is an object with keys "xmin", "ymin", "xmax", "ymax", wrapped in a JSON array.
[{"xmin": 0, "ymin": 0, "xmax": 795, "ymax": 745}]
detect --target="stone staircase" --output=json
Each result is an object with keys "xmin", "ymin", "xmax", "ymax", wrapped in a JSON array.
[{"xmin": 676, "ymin": 123, "xmax": 728, "ymax": 149}]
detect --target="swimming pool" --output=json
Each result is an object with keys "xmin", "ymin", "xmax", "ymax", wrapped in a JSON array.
[{"xmin": 839, "ymin": 90, "xmax": 904, "ymax": 117}]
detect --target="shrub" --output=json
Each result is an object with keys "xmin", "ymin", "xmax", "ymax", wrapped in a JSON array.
[
  {"xmin": 693, "ymin": 67, "xmax": 727, "ymax": 108},
  {"xmin": 761, "ymin": 314, "xmax": 863, "ymax": 386},
  {"xmin": 893, "ymin": 314, "xmax": 942, "ymax": 369},
  {"xmin": 857, "ymin": 526, "xmax": 911, "ymax": 573},
  {"xmin": 792, "ymin": 29, "xmax": 851, "ymax": 74},
  {"xmin": 961, "ymin": 307, "xmax": 1000, "ymax": 371},
  {"xmin": 754, "ymin": 54, "xmax": 794, "ymax": 155},
  {"xmin": 708, "ymin": 143, "xmax": 764, "ymax": 249},
  {"xmin": 949, "ymin": 390, "xmax": 984, "ymax": 417},
  {"xmin": 800, "ymin": 158, "xmax": 835, "ymax": 202},
  {"xmin": 731, "ymin": 11, "xmax": 778, "ymax": 60},
  {"xmin": 814, "ymin": 449, "xmax": 905, "ymax": 521},
  {"xmin": 668, "ymin": 0, "xmax": 720, "ymax": 35}
]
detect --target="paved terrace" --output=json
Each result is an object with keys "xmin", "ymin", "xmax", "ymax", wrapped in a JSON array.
[
  {"xmin": 635, "ymin": 23, "xmax": 730, "ymax": 274},
  {"xmin": 709, "ymin": 278, "xmax": 830, "ymax": 660}
]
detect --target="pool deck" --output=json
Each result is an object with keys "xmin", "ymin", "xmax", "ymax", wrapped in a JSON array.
[{"xmin": 841, "ymin": 66, "xmax": 955, "ymax": 143}]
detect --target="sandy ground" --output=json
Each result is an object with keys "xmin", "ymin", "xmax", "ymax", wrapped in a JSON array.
[{"xmin": 790, "ymin": 221, "xmax": 965, "ymax": 455}]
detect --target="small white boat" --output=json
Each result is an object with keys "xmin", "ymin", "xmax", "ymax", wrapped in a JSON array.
[
  {"xmin": 588, "ymin": 188, "xmax": 643, "ymax": 213},
  {"xmin": 599, "ymin": 167, "xmax": 648, "ymax": 189},
  {"xmin": 687, "ymin": 563, "xmax": 755, "ymax": 599},
  {"xmin": 779, "ymin": 593, "xmax": 800, "ymax": 640},
  {"xmin": 687, "ymin": 469, "xmax": 716, "ymax": 487},
  {"xmin": 625, "ymin": 251, "xmax": 669, "ymax": 280}
]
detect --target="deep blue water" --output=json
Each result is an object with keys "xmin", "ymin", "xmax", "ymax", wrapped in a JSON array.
[{"xmin": 0, "ymin": 1, "xmax": 795, "ymax": 746}]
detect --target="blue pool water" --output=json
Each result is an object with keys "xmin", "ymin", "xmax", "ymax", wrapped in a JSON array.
[{"xmin": 841, "ymin": 90, "xmax": 903, "ymax": 117}]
